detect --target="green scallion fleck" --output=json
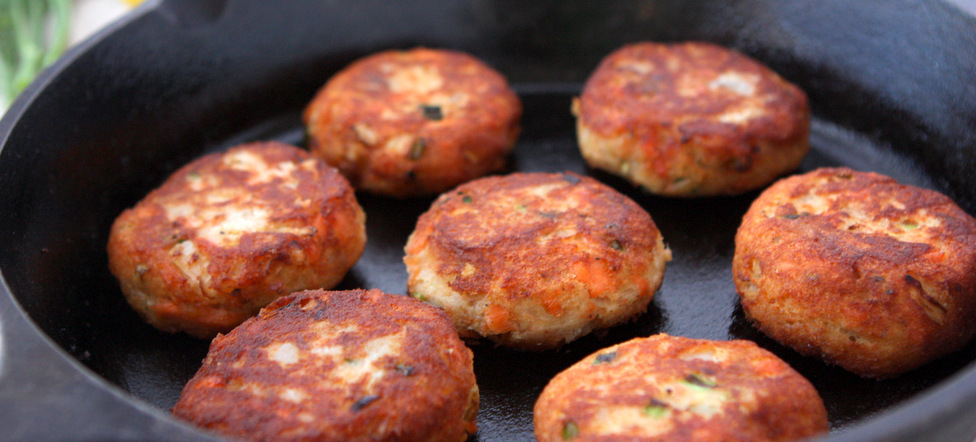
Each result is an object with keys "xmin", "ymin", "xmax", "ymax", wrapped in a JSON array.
[
  {"xmin": 593, "ymin": 351, "xmax": 617, "ymax": 364},
  {"xmin": 683, "ymin": 372, "xmax": 717, "ymax": 389},
  {"xmin": 462, "ymin": 195, "xmax": 473, "ymax": 203},
  {"xmin": 409, "ymin": 138, "xmax": 427, "ymax": 160},
  {"xmin": 395, "ymin": 364, "xmax": 415, "ymax": 376},
  {"xmin": 562, "ymin": 421, "xmax": 579, "ymax": 440},
  {"xmin": 643, "ymin": 399, "xmax": 669, "ymax": 418},
  {"xmin": 610, "ymin": 239, "xmax": 623, "ymax": 250},
  {"xmin": 351, "ymin": 394, "xmax": 380, "ymax": 411},
  {"xmin": 419, "ymin": 104, "xmax": 443, "ymax": 121}
]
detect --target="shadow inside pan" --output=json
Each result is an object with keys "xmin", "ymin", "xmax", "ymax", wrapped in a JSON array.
[{"xmin": 65, "ymin": 86, "xmax": 976, "ymax": 440}]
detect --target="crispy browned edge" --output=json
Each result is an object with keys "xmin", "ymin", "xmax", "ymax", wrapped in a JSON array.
[
  {"xmin": 303, "ymin": 47, "xmax": 522, "ymax": 197},
  {"xmin": 575, "ymin": 41, "xmax": 809, "ymax": 196},
  {"xmin": 172, "ymin": 288, "xmax": 478, "ymax": 441},
  {"xmin": 107, "ymin": 141, "xmax": 366, "ymax": 338},
  {"xmin": 534, "ymin": 334, "xmax": 829, "ymax": 441},
  {"xmin": 405, "ymin": 172, "xmax": 667, "ymax": 349},
  {"xmin": 733, "ymin": 167, "xmax": 976, "ymax": 378}
]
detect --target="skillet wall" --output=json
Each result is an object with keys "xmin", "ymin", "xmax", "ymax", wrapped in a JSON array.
[{"xmin": 1, "ymin": 0, "xmax": 976, "ymax": 440}]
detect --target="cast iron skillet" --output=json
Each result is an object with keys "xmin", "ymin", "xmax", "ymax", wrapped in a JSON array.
[{"xmin": 3, "ymin": 0, "xmax": 976, "ymax": 440}]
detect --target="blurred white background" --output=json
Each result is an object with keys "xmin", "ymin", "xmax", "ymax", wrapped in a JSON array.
[
  {"xmin": 3, "ymin": 0, "xmax": 976, "ymax": 115},
  {"xmin": 1, "ymin": 0, "xmax": 140, "ymax": 114},
  {"xmin": 70, "ymin": 0, "xmax": 140, "ymax": 46}
]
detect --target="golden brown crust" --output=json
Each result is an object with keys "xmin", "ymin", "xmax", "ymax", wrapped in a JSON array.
[
  {"xmin": 534, "ymin": 334, "xmax": 828, "ymax": 441},
  {"xmin": 107, "ymin": 142, "xmax": 366, "ymax": 338},
  {"xmin": 733, "ymin": 167, "xmax": 976, "ymax": 378},
  {"xmin": 303, "ymin": 47, "xmax": 522, "ymax": 197},
  {"xmin": 404, "ymin": 172, "xmax": 670, "ymax": 349},
  {"xmin": 574, "ymin": 41, "xmax": 809, "ymax": 196},
  {"xmin": 172, "ymin": 289, "xmax": 478, "ymax": 442}
]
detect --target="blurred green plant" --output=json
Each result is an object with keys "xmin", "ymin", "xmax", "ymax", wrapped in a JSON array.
[{"xmin": 0, "ymin": 0, "xmax": 72, "ymax": 111}]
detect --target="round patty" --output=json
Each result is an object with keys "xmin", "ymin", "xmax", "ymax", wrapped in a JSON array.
[
  {"xmin": 107, "ymin": 142, "xmax": 366, "ymax": 339},
  {"xmin": 573, "ymin": 41, "xmax": 809, "ymax": 197},
  {"xmin": 303, "ymin": 47, "xmax": 522, "ymax": 197},
  {"xmin": 404, "ymin": 172, "xmax": 671, "ymax": 350},
  {"xmin": 733, "ymin": 167, "xmax": 976, "ymax": 378},
  {"xmin": 534, "ymin": 334, "xmax": 828, "ymax": 441},
  {"xmin": 172, "ymin": 289, "xmax": 479, "ymax": 442}
]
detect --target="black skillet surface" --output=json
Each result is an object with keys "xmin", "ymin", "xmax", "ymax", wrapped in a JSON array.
[{"xmin": 3, "ymin": 0, "xmax": 976, "ymax": 440}]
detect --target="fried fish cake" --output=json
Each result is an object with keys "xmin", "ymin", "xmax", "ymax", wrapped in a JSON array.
[
  {"xmin": 534, "ymin": 334, "xmax": 828, "ymax": 442},
  {"xmin": 404, "ymin": 172, "xmax": 671, "ymax": 350},
  {"xmin": 107, "ymin": 142, "xmax": 366, "ymax": 339},
  {"xmin": 172, "ymin": 289, "xmax": 479, "ymax": 441},
  {"xmin": 733, "ymin": 167, "xmax": 976, "ymax": 378},
  {"xmin": 303, "ymin": 47, "xmax": 522, "ymax": 197},
  {"xmin": 573, "ymin": 41, "xmax": 809, "ymax": 197}
]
